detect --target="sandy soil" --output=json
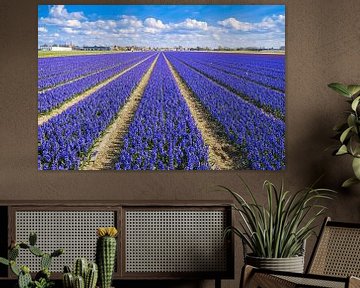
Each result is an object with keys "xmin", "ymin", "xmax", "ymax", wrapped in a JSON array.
[{"xmin": 81, "ymin": 54, "xmax": 159, "ymax": 170}]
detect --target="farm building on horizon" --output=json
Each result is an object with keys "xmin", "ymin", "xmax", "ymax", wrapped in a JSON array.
[
  {"xmin": 82, "ymin": 46, "xmax": 111, "ymax": 51},
  {"xmin": 39, "ymin": 44, "xmax": 73, "ymax": 51},
  {"xmin": 38, "ymin": 44, "xmax": 112, "ymax": 52}
]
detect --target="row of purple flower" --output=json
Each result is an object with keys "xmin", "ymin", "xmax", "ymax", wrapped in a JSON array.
[
  {"xmin": 38, "ymin": 55, "xmax": 156, "ymax": 170},
  {"xmin": 165, "ymin": 52, "xmax": 285, "ymax": 170},
  {"xmin": 38, "ymin": 53, "xmax": 154, "ymax": 113},
  {"xmin": 115, "ymin": 54, "xmax": 210, "ymax": 170},
  {"xmin": 171, "ymin": 52, "xmax": 285, "ymax": 118},
  {"xmin": 38, "ymin": 52, "xmax": 285, "ymax": 170}
]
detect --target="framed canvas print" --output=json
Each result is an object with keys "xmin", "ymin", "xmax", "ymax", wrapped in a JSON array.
[{"xmin": 37, "ymin": 4, "xmax": 285, "ymax": 171}]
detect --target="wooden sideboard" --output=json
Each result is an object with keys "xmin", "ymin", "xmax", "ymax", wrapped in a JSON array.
[{"xmin": 0, "ymin": 201, "xmax": 234, "ymax": 288}]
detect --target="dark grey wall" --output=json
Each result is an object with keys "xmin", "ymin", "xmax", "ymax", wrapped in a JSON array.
[{"xmin": 1, "ymin": 0, "xmax": 359, "ymax": 287}]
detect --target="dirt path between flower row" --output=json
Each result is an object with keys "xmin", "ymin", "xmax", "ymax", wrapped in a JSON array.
[
  {"xmin": 38, "ymin": 61, "xmax": 131, "ymax": 93},
  {"xmin": 38, "ymin": 54, "xmax": 155, "ymax": 126},
  {"xmin": 164, "ymin": 54, "xmax": 247, "ymax": 170},
  {"xmin": 80, "ymin": 54, "xmax": 160, "ymax": 170},
  {"xmin": 175, "ymin": 57, "xmax": 284, "ymax": 121}
]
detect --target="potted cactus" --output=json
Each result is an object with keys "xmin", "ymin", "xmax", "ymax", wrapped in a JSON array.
[
  {"xmin": 96, "ymin": 227, "xmax": 118, "ymax": 288},
  {"xmin": 62, "ymin": 258, "xmax": 98, "ymax": 288},
  {"xmin": 0, "ymin": 232, "xmax": 63, "ymax": 288}
]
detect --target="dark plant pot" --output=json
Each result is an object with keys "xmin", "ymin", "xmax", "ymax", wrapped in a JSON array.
[{"xmin": 245, "ymin": 254, "xmax": 304, "ymax": 273}]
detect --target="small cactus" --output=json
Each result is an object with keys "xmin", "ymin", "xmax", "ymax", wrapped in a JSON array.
[
  {"xmin": 96, "ymin": 227, "xmax": 118, "ymax": 288},
  {"xmin": 64, "ymin": 265, "xmax": 72, "ymax": 273},
  {"xmin": 10, "ymin": 260, "xmax": 20, "ymax": 276},
  {"xmin": 21, "ymin": 265, "xmax": 30, "ymax": 274},
  {"xmin": 18, "ymin": 269, "xmax": 32, "ymax": 288},
  {"xmin": 19, "ymin": 243, "xmax": 30, "ymax": 249},
  {"xmin": 35, "ymin": 268, "xmax": 50, "ymax": 281},
  {"xmin": 74, "ymin": 275, "xmax": 85, "ymax": 288},
  {"xmin": 41, "ymin": 253, "xmax": 52, "ymax": 270},
  {"xmin": 29, "ymin": 233, "xmax": 37, "ymax": 246},
  {"xmin": 0, "ymin": 233, "xmax": 63, "ymax": 288},
  {"xmin": 63, "ymin": 272, "xmax": 74, "ymax": 288},
  {"xmin": 0, "ymin": 257, "xmax": 9, "ymax": 266},
  {"xmin": 74, "ymin": 258, "xmax": 88, "ymax": 280},
  {"xmin": 9, "ymin": 247, "xmax": 19, "ymax": 260},
  {"xmin": 29, "ymin": 245, "xmax": 44, "ymax": 257},
  {"xmin": 63, "ymin": 259, "xmax": 98, "ymax": 288},
  {"xmin": 51, "ymin": 248, "xmax": 64, "ymax": 258},
  {"xmin": 85, "ymin": 263, "xmax": 98, "ymax": 288}
]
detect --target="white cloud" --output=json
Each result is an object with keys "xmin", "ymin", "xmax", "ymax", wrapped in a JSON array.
[
  {"xmin": 96, "ymin": 20, "xmax": 117, "ymax": 30},
  {"xmin": 143, "ymin": 28, "xmax": 159, "ymax": 34},
  {"xmin": 38, "ymin": 27, "xmax": 47, "ymax": 33},
  {"xmin": 40, "ymin": 17, "xmax": 63, "ymax": 26},
  {"xmin": 119, "ymin": 15, "xmax": 143, "ymax": 28},
  {"xmin": 173, "ymin": 18, "xmax": 208, "ymax": 31},
  {"xmin": 81, "ymin": 20, "xmax": 117, "ymax": 32},
  {"xmin": 38, "ymin": 7, "xmax": 284, "ymax": 49},
  {"xmin": 144, "ymin": 18, "xmax": 167, "ymax": 29},
  {"xmin": 218, "ymin": 18, "xmax": 254, "ymax": 31},
  {"xmin": 49, "ymin": 5, "xmax": 86, "ymax": 20},
  {"xmin": 66, "ymin": 19, "xmax": 81, "ymax": 28},
  {"xmin": 218, "ymin": 14, "xmax": 285, "ymax": 33},
  {"xmin": 257, "ymin": 14, "xmax": 285, "ymax": 31},
  {"xmin": 118, "ymin": 27, "xmax": 137, "ymax": 34},
  {"xmin": 212, "ymin": 33, "xmax": 220, "ymax": 41},
  {"xmin": 62, "ymin": 27, "xmax": 79, "ymax": 34},
  {"xmin": 40, "ymin": 5, "xmax": 86, "ymax": 28}
]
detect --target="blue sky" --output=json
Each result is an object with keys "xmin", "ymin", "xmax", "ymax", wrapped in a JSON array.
[{"xmin": 38, "ymin": 5, "xmax": 285, "ymax": 49}]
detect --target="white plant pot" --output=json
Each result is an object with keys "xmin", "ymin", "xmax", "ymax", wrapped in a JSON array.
[{"xmin": 245, "ymin": 254, "xmax": 305, "ymax": 273}]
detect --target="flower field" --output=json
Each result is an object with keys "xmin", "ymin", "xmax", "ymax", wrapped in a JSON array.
[{"xmin": 38, "ymin": 51, "xmax": 285, "ymax": 170}]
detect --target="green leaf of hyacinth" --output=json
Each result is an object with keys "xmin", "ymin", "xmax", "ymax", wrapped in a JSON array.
[
  {"xmin": 336, "ymin": 145, "xmax": 348, "ymax": 155},
  {"xmin": 351, "ymin": 96, "xmax": 360, "ymax": 111},
  {"xmin": 352, "ymin": 157, "xmax": 360, "ymax": 180},
  {"xmin": 347, "ymin": 85, "xmax": 360, "ymax": 97},
  {"xmin": 328, "ymin": 83, "xmax": 351, "ymax": 97},
  {"xmin": 342, "ymin": 177, "xmax": 360, "ymax": 188}
]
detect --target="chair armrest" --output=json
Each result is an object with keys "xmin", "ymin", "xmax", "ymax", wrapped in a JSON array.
[
  {"xmin": 349, "ymin": 276, "xmax": 360, "ymax": 288},
  {"xmin": 240, "ymin": 265, "xmax": 255, "ymax": 288},
  {"xmin": 240, "ymin": 265, "xmax": 296, "ymax": 288},
  {"xmin": 240, "ymin": 265, "xmax": 349, "ymax": 288}
]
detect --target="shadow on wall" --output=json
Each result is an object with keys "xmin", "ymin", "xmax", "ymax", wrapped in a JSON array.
[{"xmin": 305, "ymin": 105, "xmax": 360, "ymax": 220}]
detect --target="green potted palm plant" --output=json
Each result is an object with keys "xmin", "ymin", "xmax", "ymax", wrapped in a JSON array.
[
  {"xmin": 222, "ymin": 179, "xmax": 334, "ymax": 273},
  {"xmin": 328, "ymin": 83, "xmax": 360, "ymax": 187}
]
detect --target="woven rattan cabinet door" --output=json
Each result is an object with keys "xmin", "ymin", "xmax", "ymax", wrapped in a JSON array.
[
  {"xmin": 123, "ymin": 207, "xmax": 232, "ymax": 278},
  {"xmin": 13, "ymin": 209, "xmax": 116, "ymax": 273}
]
